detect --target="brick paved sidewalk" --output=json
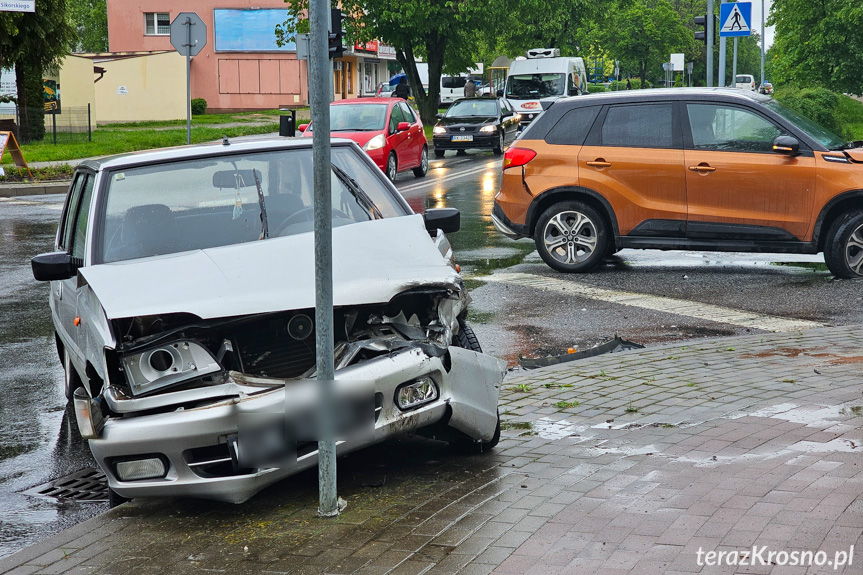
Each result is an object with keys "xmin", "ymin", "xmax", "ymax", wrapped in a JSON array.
[{"xmin": 2, "ymin": 325, "xmax": 861, "ymax": 575}]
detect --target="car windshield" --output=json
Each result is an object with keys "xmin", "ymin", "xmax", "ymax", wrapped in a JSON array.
[
  {"xmin": 506, "ymin": 73, "xmax": 566, "ymax": 99},
  {"xmin": 99, "ymin": 147, "xmax": 407, "ymax": 263},
  {"xmin": 446, "ymin": 100, "xmax": 498, "ymax": 117},
  {"xmin": 306, "ymin": 104, "xmax": 388, "ymax": 132},
  {"xmin": 762, "ymin": 99, "xmax": 846, "ymax": 150}
]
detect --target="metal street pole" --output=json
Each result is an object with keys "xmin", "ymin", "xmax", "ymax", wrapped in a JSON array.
[
  {"xmin": 718, "ymin": 0, "xmax": 727, "ymax": 88},
  {"xmin": 760, "ymin": 0, "xmax": 766, "ymax": 87},
  {"xmin": 707, "ymin": 0, "xmax": 714, "ymax": 87},
  {"xmin": 308, "ymin": 0, "xmax": 338, "ymax": 517},
  {"xmin": 185, "ymin": 17, "xmax": 192, "ymax": 145},
  {"xmin": 732, "ymin": 37, "xmax": 738, "ymax": 87}
]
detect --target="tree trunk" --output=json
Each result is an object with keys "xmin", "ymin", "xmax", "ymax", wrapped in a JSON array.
[
  {"xmin": 16, "ymin": 60, "xmax": 45, "ymax": 144},
  {"xmin": 395, "ymin": 32, "xmax": 446, "ymax": 125}
]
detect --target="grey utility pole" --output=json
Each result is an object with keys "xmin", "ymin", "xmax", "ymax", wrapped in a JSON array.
[
  {"xmin": 760, "ymin": 0, "xmax": 766, "ymax": 87},
  {"xmin": 732, "ymin": 37, "xmax": 738, "ymax": 86},
  {"xmin": 718, "ymin": 0, "xmax": 727, "ymax": 87},
  {"xmin": 707, "ymin": 0, "xmax": 714, "ymax": 87},
  {"xmin": 308, "ymin": 0, "xmax": 339, "ymax": 518}
]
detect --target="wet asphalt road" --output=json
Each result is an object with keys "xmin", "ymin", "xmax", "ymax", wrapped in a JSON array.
[{"xmin": 1, "ymin": 150, "xmax": 862, "ymax": 558}]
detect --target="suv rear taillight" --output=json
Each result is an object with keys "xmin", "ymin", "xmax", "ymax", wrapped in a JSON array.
[{"xmin": 503, "ymin": 147, "xmax": 536, "ymax": 170}]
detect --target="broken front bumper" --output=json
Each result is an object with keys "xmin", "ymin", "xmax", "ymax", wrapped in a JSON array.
[{"xmin": 90, "ymin": 346, "xmax": 504, "ymax": 503}]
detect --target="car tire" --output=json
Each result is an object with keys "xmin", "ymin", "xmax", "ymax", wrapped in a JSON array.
[
  {"xmin": 493, "ymin": 131, "xmax": 504, "ymax": 155},
  {"xmin": 453, "ymin": 318, "xmax": 482, "ymax": 353},
  {"xmin": 386, "ymin": 152, "xmax": 397, "ymax": 182},
  {"xmin": 824, "ymin": 210, "xmax": 863, "ymax": 278},
  {"xmin": 534, "ymin": 200, "xmax": 609, "ymax": 273},
  {"xmin": 434, "ymin": 149, "xmax": 445, "ymax": 159},
  {"xmin": 413, "ymin": 146, "xmax": 428, "ymax": 178},
  {"xmin": 63, "ymin": 347, "xmax": 83, "ymax": 401}
]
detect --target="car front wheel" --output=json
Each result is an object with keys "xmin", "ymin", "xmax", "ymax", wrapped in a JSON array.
[
  {"xmin": 386, "ymin": 152, "xmax": 398, "ymax": 182},
  {"xmin": 824, "ymin": 210, "xmax": 863, "ymax": 278},
  {"xmin": 413, "ymin": 146, "xmax": 428, "ymax": 177},
  {"xmin": 534, "ymin": 201, "xmax": 609, "ymax": 273},
  {"xmin": 493, "ymin": 131, "xmax": 504, "ymax": 155},
  {"xmin": 63, "ymin": 347, "xmax": 83, "ymax": 401},
  {"xmin": 434, "ymin": 149, "xmax": 445, "ymax": 159}
]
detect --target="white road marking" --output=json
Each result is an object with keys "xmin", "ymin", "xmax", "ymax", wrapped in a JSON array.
[
  {"xmin": 397, "ymin": 162, "xmax": 498, "ymax": 193},
  {"xmin": 483, "ymin": 271, "xmax": 826, "ymax": 332}
]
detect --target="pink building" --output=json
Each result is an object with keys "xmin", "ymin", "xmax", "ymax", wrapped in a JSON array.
[{"xmin": 107, "ymin": 1, "xmax": 397, "ymax": 112}]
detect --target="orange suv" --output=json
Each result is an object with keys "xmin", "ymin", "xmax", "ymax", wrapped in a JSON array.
[{"xmin": 492, "ymin": 89, "xmax": 863, "ymax": 278}]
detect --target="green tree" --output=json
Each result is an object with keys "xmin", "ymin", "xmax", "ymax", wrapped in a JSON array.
[
  {"xmin": 278, "ymin": 0, "xmax": 490, "ymax": 124},
  {"xmin": 0, "ymin": 0, "xmax": 74, "ymax": 142},
  {"xmin": 68, "ymin": 0, "xmax": 108, "ymax": 53},
  {"xmin": 769, "ymin": 0, "xmax": 863, "ymax": 94},
  {"xmin": 602, "ymin": 0, "xmax": 692, "ymax": 86}
]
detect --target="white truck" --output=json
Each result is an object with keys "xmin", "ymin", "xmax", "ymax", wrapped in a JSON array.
[{"xmin": 503, "ymin": 48, "xmax": 588, "ymax": 130}]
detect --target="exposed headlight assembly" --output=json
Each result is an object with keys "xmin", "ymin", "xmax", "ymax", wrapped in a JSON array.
[
  {"xmin": 363, "ymin": 134, "xmax": 386, "ymax": 151},
  {"xmin": 122, "ymin": 340, "xmax": 221, "ymax": 396},
  {"xmin": 395, "ymin": 377, "xmax": 438, "ymax": 411},
  {"xmin": 479, "ymin": 125, "xmax": 497, "ymax": 133}
]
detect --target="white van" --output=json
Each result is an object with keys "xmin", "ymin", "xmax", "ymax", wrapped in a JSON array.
[
  {"xmin": 504, "ymin": 49, "xmax": 588, "ymax": 129},
  {"xmin": 734, "ymin": 74, "xmax": 756, "ymax": 91}
]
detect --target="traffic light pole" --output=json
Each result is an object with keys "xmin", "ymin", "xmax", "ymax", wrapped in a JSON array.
[
  {"xmin": 718, "ymin": 0, "xmax": 727, "ymax": 87},
  {"xmin": 707, "ymin": 0, "xmax": 714, "ymax": 87}
]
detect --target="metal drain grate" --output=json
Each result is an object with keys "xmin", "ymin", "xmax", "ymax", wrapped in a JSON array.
[{"xmin": 24, "ymin": 467, "xmax": 109, "ymax": 502}]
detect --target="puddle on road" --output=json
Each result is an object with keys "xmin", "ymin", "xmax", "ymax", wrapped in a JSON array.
[{"xmin": 727, "ymin": 403, "xmax": 861, "ymax": 430}]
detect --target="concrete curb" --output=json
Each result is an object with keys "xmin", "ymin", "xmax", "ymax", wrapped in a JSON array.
[{"xmin": 0, "ymin": 182, "xmax": 70, "ymax": 198}]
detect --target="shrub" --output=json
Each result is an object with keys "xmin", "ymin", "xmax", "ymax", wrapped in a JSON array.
[
  {"xmin": 608, "ymin": 78, "xmax": 653, "ymax": 90},
  {"xmin": 586, "ymin": 84, "xmax": 608, "ymax": 93},
  {"xmin": 191, "ymin": 98, "xmax": 207, "ymax": 115},
  {"xmin": 774, "ymin": 86, "xmax": 841, "ymax": 135}
]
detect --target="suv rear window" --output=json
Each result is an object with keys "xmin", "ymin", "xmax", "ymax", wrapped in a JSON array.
[
  {"xmin": 601, "ymin": 104, "xmax": 674, "ymax": 148},
  {"xmin": 546, "ymin": 106, "xmax": 601, "ymax": 146}
]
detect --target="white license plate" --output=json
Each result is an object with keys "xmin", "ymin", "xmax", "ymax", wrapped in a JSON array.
[{"xmin": 451, "ymin": 135, "xmax": 473, "ymax": 142}]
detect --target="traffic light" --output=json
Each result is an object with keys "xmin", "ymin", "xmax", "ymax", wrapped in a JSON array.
[
  {"xmin": 328, "ymin": 8, "xmax": 345, "ymax": 59},
  {"xmin": 694, "ymin": 15, "xmax": 709, "ymax": 45}
]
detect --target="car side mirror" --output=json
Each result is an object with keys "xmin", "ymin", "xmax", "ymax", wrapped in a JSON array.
[
  {"xmin": 502, "ymin": 110, "xmax": 513, "ymax": 117},
  {"xmin": 435, "ymin": 113, "xmax": 443, "ymax": 119},
  {"xmin": 423, "ymin": 208, "xmax": 460, "ymax": 234},
  {"xmin": 772, "ymin": 135, "xmax": 799, "ymax": 156},
  {"xmin": 496, "ymin": 89, "xmax": 504, "ymax": 98},
  {"xmin": 298, "ymin": 124, "xmax": 309, "ymax": 132},
  {"xmin": 32, "ymin": 251, "xmax": 76, "ymax": 281},
  {"xmin": 396, "ymin": 121, "xmax": 410, "ymax": 132}
]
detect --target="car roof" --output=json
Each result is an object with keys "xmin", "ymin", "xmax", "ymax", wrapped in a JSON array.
[
  {"xmin": 79, "ymin": 137, "xmax": 354, "ymax": 171},
  {"xmin": 332, "ymin": 97, "xmax": 397, "ymax": 105},
  {"xmin": 569, "ymin": 87, "xmax": 770, "ymax": 106}
]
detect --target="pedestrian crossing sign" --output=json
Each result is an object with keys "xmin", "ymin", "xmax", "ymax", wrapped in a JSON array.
[{"xmin": 719, "ymin": 2, "xmax": 752, "ymax": 37}]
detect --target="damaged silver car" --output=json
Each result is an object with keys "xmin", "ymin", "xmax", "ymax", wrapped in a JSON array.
[{"xmin": 31, "ymin": 138, "xmax": 505, "ymax": 504}]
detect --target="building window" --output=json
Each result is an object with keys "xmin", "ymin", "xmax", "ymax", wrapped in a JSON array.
[{"xmin": 145, "ymin": 13, "xmax": 171, "ymax": 35}]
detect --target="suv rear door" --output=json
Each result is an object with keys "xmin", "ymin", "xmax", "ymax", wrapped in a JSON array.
[
  {"xmin": 682, "ymin": 101, "xmax": 816, "ymax": 240},
  {"xmin": 577, "ymin": 102, "xmax": 687, "ymax": 236}
]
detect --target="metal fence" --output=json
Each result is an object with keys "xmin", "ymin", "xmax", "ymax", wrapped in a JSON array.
[{"xmin": 45, "ymin": 105, "xmax": 92, "ymax": 144}]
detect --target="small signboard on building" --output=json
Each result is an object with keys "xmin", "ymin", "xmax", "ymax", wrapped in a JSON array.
[{"xmin": 43, "ymin": 79, "xmax": 60, "ymax": 114}]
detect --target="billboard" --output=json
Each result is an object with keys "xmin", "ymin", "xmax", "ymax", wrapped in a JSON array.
[{"xmin": 213, "ymin": 9, "xmax": 296, "ymax": 52}]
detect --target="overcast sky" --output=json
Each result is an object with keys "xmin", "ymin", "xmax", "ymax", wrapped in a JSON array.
[{"xmin": 744, "ymin": 0, "xmax": 774, "ymax": 49}]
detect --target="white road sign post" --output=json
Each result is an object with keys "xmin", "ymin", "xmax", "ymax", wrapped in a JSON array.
[{"xmin": 170, "ymin": 13, "xmax": 207, "ymax": 145}]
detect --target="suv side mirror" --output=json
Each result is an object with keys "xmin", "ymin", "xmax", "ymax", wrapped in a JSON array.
[
  {"xmin": 32, "ymin": 251, "xmax": 76, "ymax": 281},
  {"xmin": 423, "ymin": 208, "xmax": 460, "ymax": 234},
  {"xmin": 435, "ymin": 113, "xmax": 444, "ymax": 119},
  {"xmin": 298, "ymin": 124, "xmax": 308, "ymax": 132},
  {"xmin": 772, "ymin": 135, "xmax": 799, "ymax": 155}
]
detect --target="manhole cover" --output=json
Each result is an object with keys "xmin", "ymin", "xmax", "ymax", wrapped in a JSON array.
[{"xmin": 24, "ymin": 467, "xmax": 108, "ymax": 502}]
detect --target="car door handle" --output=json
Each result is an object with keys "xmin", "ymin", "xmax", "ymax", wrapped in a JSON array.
[
  {"xmin": 688, "ymin": 164, "xmax": 716, "ymax": 172},
  {"xmin": 586, "ymin": 160, "xmax": 612, "ymax": 168}
]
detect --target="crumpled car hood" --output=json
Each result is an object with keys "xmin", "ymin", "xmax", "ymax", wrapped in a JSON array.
[{"xmin": 80, "ymin": 214, "xmax": 459, "ymax": 321}]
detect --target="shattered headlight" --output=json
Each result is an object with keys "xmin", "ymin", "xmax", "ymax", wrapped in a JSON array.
[
  {"xmin": 396, "ymin": 377, "xmax": 438, "ymax": 410},
  {"xmin": 122, "ymin": 340, "xmax": 221, "ymax": 396}
]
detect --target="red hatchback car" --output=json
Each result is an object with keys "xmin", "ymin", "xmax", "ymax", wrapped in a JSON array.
[{"xmin": 299, "ymin": 97, "xmax": 428, "ymax": 182}]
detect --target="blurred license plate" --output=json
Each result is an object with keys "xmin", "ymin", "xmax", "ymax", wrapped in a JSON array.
[{"xmin": 451, "ymin": 135, "xmax": 473, "ymax": 142}]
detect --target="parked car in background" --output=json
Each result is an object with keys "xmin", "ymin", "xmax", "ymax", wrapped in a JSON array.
[
  {"xmin": 300, "ymin": 98, "xmax": 428, "ymax": 182},
  {"xmin": 759, "ymin": 82, "xmax": 774, "ymax": 95},
  {"xmin": 30, "ymin": 138, "xmax": 505, "ymax": 504},
  {"xmin": 376, "ymin": 82, "xmax": 395, "ymax": 98},
  {"xmin": 735, "ymin": 74, "xmax": 757, "ymax": 91},
  {"xmin": 432, "ymin": 97, "xmax": 520, "ymax": 157},
  {"xmin": 492, "ymin": 88, "xmax": 863, "ymax": 278}
]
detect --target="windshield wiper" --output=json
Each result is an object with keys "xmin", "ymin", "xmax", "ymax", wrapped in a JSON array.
[
  {"xmin": 252, "ymin": 167, "xmax": 268, "ymax": 239},
  {"xmin": 331, "ymin": 163, "xmax": 382, "ymax": 220}
]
